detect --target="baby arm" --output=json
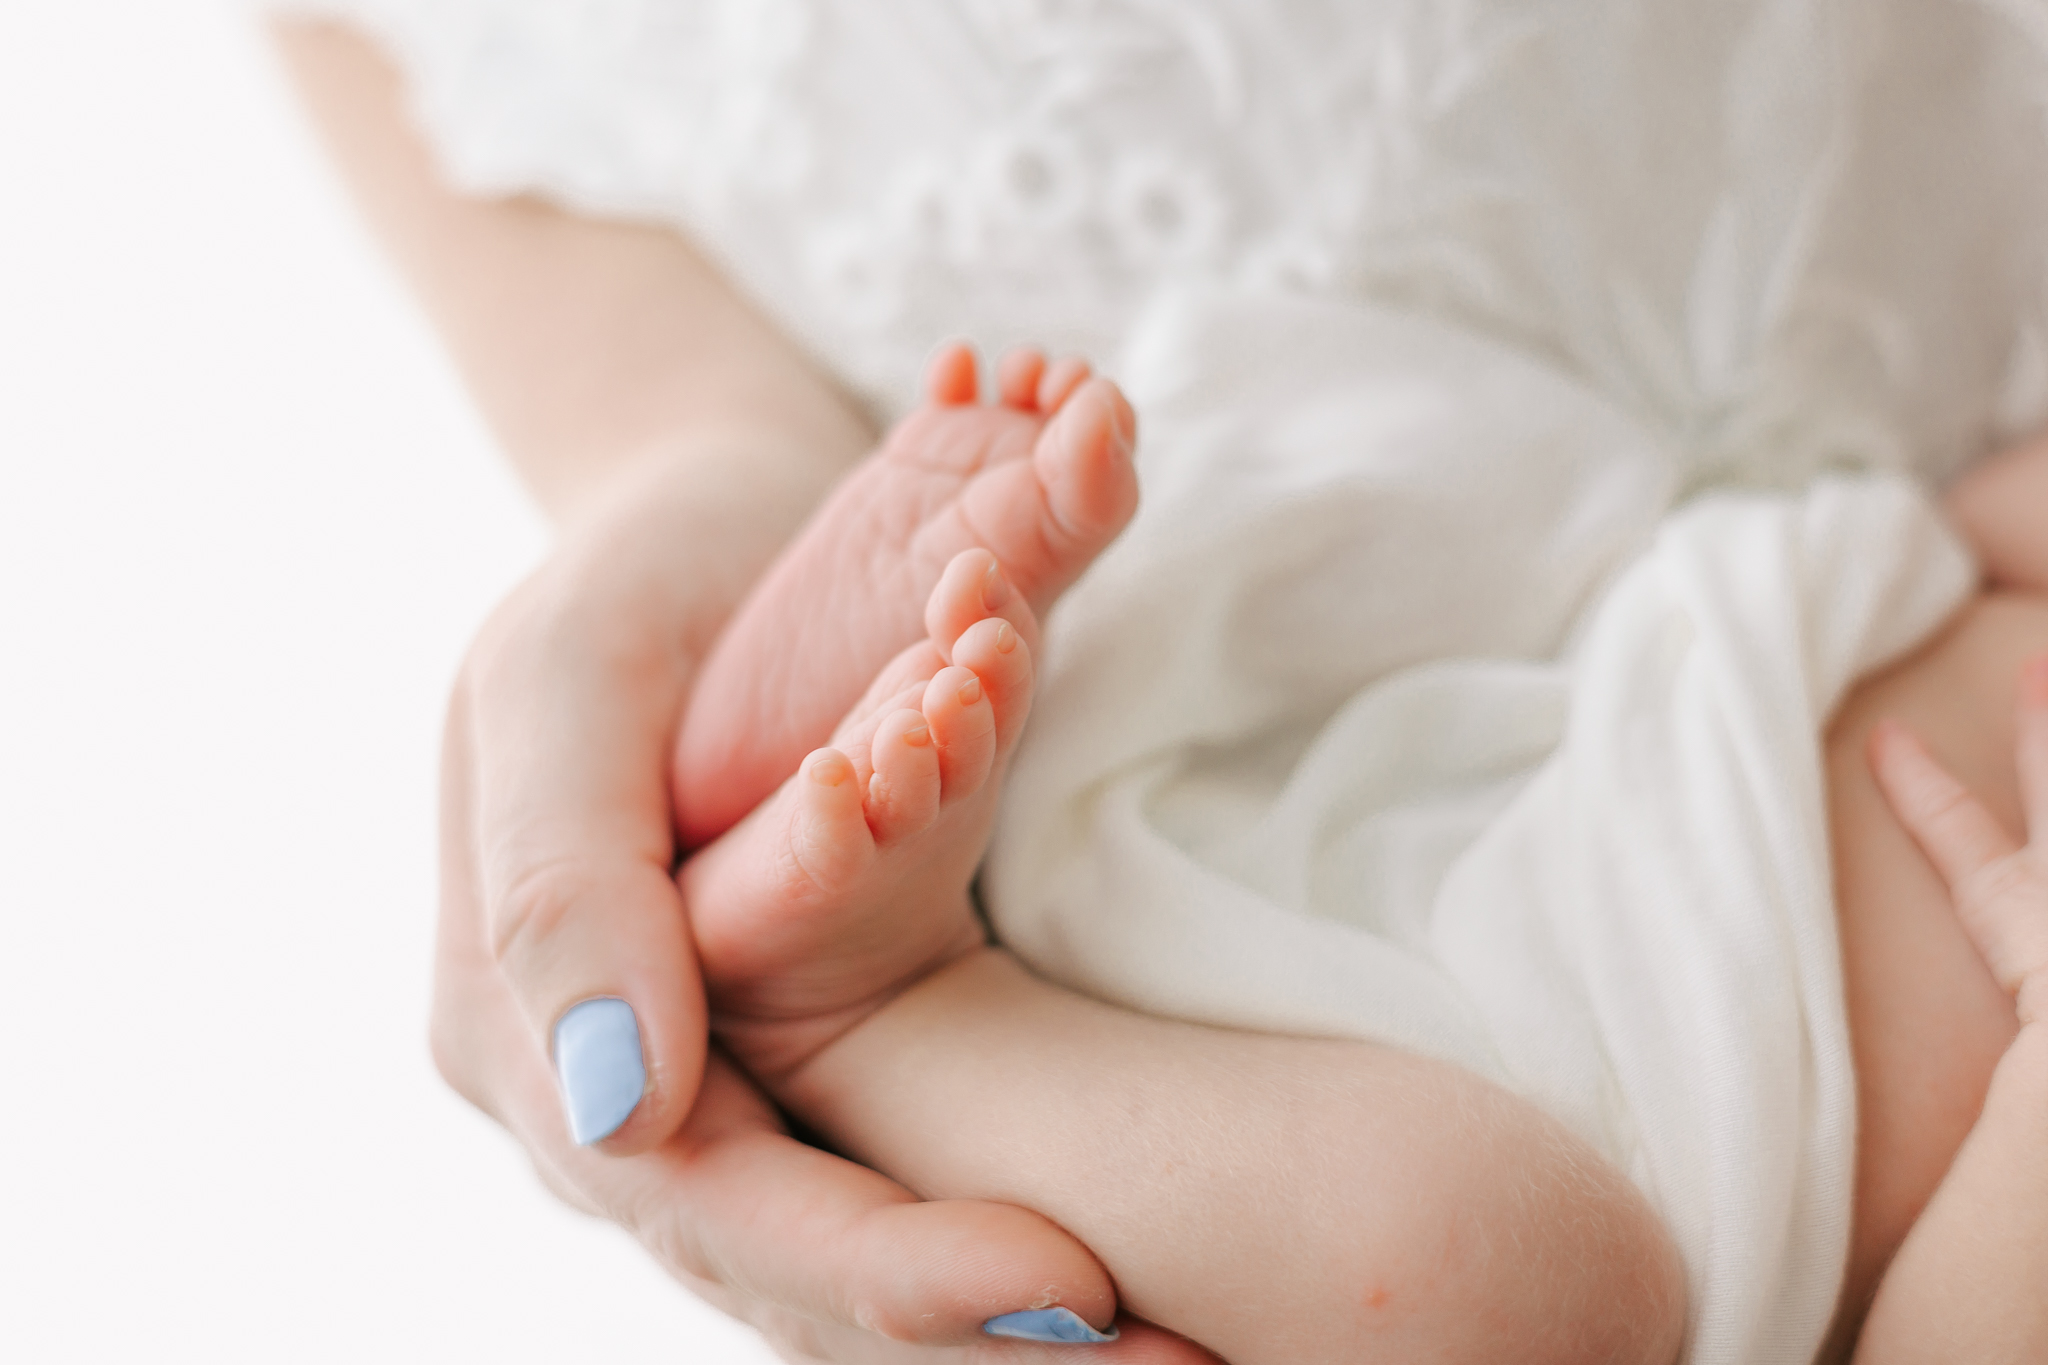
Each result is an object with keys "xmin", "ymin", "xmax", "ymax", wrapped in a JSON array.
[
  {"xmin": 767, "ymin": 949, "xmax": 1684, "ymax": 1365},
  {"xmin": 1857, "ymin": 676, "xmax": 2048, "ymax": 1362},
  {"xmin": 687, "ymin": 581, "xmax": 1682, "ymax": 1362}
]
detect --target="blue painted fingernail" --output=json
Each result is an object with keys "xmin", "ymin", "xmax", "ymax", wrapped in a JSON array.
[
  {"xmin": 982, "ymin": 1308, "xmax": 1120, "ymax": 1343},
  {"xmin": 554, "ymin": 997, "xmax": 645, "ymax": 1145}
]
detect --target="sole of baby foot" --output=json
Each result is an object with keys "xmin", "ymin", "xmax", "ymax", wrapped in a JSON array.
[
  {"xmin": 683, "ymin": 552, "xmax": 1036, "ymax": 1084},
  {"xmin": 672, "ymin": 343, "xmax": 1135, "ymax": 848}
]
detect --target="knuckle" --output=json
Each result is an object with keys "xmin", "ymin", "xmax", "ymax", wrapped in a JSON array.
[
  {"xmin": 847, "ymin": 1298, "xmax": 926, "ymax": 1346},
  {"xmin": 488, "ymin": 853, "xmax": 594, "ymax": 970},
  {"xmin": 631, "ymin": 1201, "xmax": 720, "ymax": 1287},
  {"xmin": 525, "ymin": 1151, "xmax": 604, "ymax": 1218},
  {"xmin": 761, "ymin": 1317, "xmax": 834, "ymax": 1365}
]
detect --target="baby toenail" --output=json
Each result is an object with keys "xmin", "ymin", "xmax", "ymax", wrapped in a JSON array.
[
  {"xmin": 904, "ymin": 720, "xmax": 932, "ymax": 747},
  {"xmin": 994, "ymin": 621, "xmax": 1018, "ymax": 654},
  {"xmin": 958, "ymin": 676, "xmax": 984, "ymax": 706},
  {"xmin": 981, "ymin": 559, "xmax": 1010, "ymax": 609},
  {"xmin": 809, "ymin": 752, "xmax": 853, "ymax": 786}
]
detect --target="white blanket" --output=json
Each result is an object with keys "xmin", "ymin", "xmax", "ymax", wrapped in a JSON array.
[{"xmin": 983, "ymin": 288, "xmax": 1976, "ymax": 1364}]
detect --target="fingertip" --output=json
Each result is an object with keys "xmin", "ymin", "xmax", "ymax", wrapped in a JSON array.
[
  {"xmin": 558, "ymin": 982, "xmax": 706, "ymax": 1156},
  {"xmin": 554, "ymin": 996, "xmax": 648, "ymax": 1146},
  {"xmin": 984, "ymin": 1307, "xmax": 1120, "ymax": 1343},
  {"xmin": 493, "ymin": 855, "xmax": 706, "ymax": 1157},
  {"xmin": 851, "ymin": 1198, "xmax": 1117, "ymax": 1346}
]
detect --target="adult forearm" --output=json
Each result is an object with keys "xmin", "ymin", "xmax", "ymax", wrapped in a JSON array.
[
  {"xmin": 271, "ymin": 18, "xmax": 874, "ymax": 525},
  {"xmin": 1853, "ymin": 1027, "xmax": 2048, "ymax": 1363},
  {"xmin": 780, "ymin": 949, "xmax": 1685, "ymax": 1365}
]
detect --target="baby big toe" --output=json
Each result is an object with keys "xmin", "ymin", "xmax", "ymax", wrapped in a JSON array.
[
  {"xmin": 864, "ymin": 708, "xmax": 942, "ymax": 843},
  {"xmin": 923, "ymin": 665, "xmax": 998, "ymax": 803},
  {"xmin": 1034, "ymin": 376, "xmax": 1138, "ymax": 550},
  {"xmin": 948, "ymin": 614, "xmax": 1034, "ymax": 755}
]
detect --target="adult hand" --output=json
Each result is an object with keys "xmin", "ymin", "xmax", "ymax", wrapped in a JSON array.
[{"xmin": 429, "ymin": 450, "xmax": 1215, "ymax": 1360}]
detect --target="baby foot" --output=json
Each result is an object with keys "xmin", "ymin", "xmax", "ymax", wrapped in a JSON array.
[
  {"xmin": 673, "ymin": 344, "xmax": 1137, "ymax": 848},
  {"xmin": 680, "ymin": 548, "xmax": 1036, "ymax": 1084}
]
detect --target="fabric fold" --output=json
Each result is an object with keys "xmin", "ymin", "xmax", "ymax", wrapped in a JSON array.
[{"xmin": 985, "ymin": 286, "xmax": 1976, "ymax": 1365}]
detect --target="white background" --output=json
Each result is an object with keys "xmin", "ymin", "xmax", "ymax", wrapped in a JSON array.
[{"xmin": 0, "ymin": 2, "xmax": 781, "ymax": 1360}]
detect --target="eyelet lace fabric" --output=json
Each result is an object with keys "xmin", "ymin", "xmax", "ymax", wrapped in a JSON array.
[{"xmin": 282, "ymin": 0, "xmax": 2048, "ymax": 486}]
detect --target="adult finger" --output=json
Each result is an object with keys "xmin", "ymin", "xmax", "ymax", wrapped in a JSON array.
[
  {"xmin": 602, "ymin": 1055, "xmax": 1120, "ymax": 1345},
  {"xmin": 484, "ymin": 1023, "xmax": 1165, "ymax": 1358},
  {"xmin": 741, "ymin": 1304, "xmax": 1227, "ymax": 1365},
  {"xmin": 454, "ymin": 594, "xmax": 704, "ymax": 1155},
  {"xmin": 546, "ymin": 1055, "xmax": 1230, "ymax": 1358},
  {"xmin": 442, "ymin": 753, "xmax": 1189, "ymax": 1359}
]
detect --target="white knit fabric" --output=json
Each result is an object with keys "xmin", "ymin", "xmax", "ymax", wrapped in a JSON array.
[{"xmin": 279, "ymin": 3, "xmax": 2048, "ymax": 1358}]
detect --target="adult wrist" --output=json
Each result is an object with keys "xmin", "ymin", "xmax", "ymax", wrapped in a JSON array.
[
  {"xmin": 551, "ymin": 420, "xmax": 862, "ymax": 543},
  {"xmin": 527, "ymin": 425, "xmax": 855, "ymax": 658}
]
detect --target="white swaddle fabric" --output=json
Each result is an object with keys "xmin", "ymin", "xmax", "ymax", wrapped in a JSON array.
[{"xmin": 984, "ymin": 287, "xmax": 1976, "ymax": 1364}]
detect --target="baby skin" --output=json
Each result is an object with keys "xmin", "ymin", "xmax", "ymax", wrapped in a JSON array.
[
  {"xmin": 673, "ymin": 343, "xmax": 1138, "ymax": 849},
  {"xmin": 673, "ymin": 346, "xmax": 1162, "ymax": 1349},
  {"xmin": 683, "ymin": 543, "xmax": 1045, "ymax": 1086},
  {"xmin": 678, "ymin": 349, "xmax": 1687, "ymax": 1363}
]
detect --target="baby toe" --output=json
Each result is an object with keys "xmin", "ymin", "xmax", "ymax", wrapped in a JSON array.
[
  {"xmin": 830, "ymin": 640, "xmax": 949, "ymax": 751},
  {"xmin": 1034, "ymin": 376, "xmax": 1138, "ymax": 548},
  {"xmin": 924, "ymin": 547, "xmax": 1029, "ymax": 662},
  {"xmin": 947, "ymin": 615, "xmax": 1034, "ymax": 755},
  {"xmin": 925, "ymin": 341, "xmax": 980, "ymax": 406},
  {"xmin": 923, "ymin": 665, "xmax": 998, "ymax": 804},
  {"xmin": 1037, "ymin": 356, "xmax": 1093, "ymax": 412},
  {"xmin": 997, "ymin": 348, "xmax": 1049, "ymax": 410},
  {"xmin": 788, "ymin": 748, "xmax": 878, "ymax": 895},
  {"xmin": 864, "ymin": 708, "xmax": 941, "ymax": 843}
]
